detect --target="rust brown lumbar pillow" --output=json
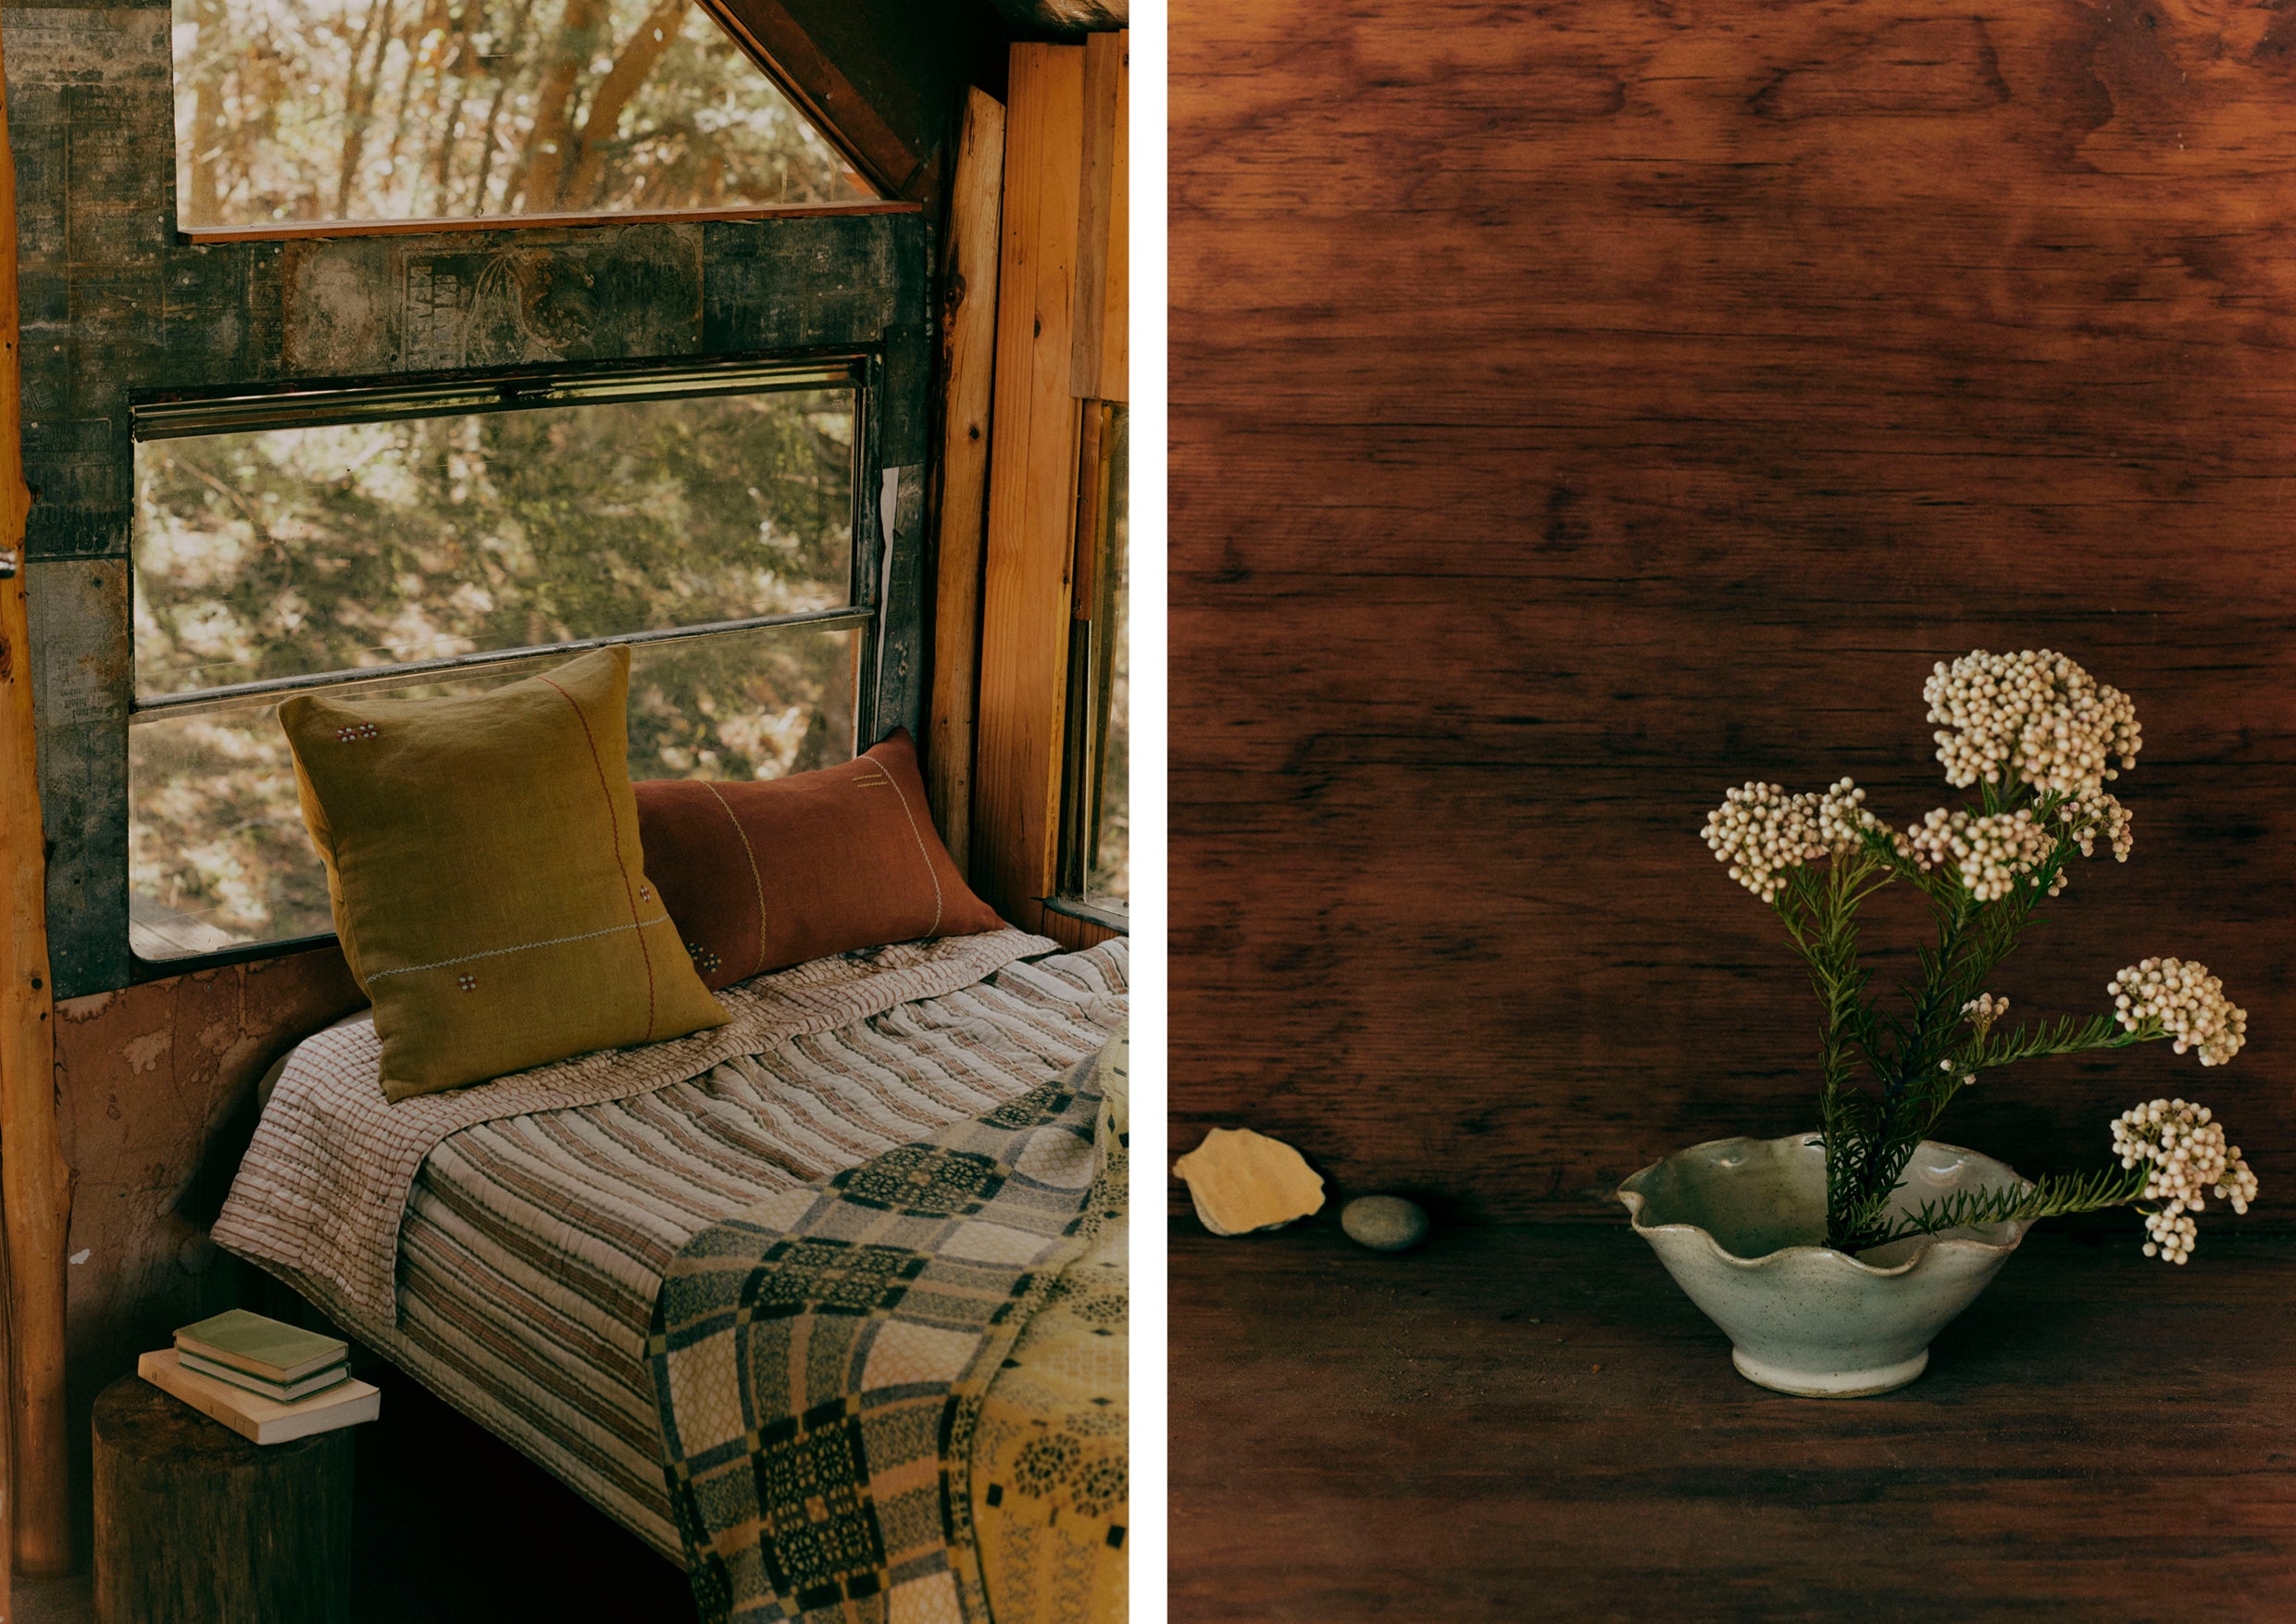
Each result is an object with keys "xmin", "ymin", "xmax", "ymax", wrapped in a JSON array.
[{"xmin": 632, "ymin": 729, "xmax": 1004, "ymax": 990}]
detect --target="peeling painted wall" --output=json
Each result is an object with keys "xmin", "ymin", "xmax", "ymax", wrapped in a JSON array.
[{"xmin": 52, "ymin": 944, "xmax": 362, "ymax": 1551}]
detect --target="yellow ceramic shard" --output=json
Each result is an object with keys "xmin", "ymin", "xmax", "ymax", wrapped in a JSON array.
[{"xmin": 1173, "ymin": 1127, "xmax": 1326, "ymax": 1235}]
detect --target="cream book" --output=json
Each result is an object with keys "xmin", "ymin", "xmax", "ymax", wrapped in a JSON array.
[{"xmin": 138, "ymin": 1349, "xmax": 380, "ymax": 1445}]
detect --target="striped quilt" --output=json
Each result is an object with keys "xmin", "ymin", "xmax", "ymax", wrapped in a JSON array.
[{"xmin": 213, "ymin": 932, "xmax": 1128, "ymax": 1559}]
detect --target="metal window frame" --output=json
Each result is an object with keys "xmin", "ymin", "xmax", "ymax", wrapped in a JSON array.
[
  {"xmin": 122, "ymin": 348, "xmax": 888, "ymax": 975},
  {"xmin": 1052, "ymin": 399, "xmax": 1128, "ymax": 923}
]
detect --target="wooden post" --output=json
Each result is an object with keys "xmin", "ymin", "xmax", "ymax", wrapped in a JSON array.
[
  {"xmin": 0, "ymin": 16, "xmax": 74, "ymax": 1581},
  {"xmin": 924, "ymin": 86, "xmax": 1007, "ymax": 880},
  {"xmin": 972, "ymin": 35, "xmax": 1127, "ymax": 947},
  {"xmin": 973, "ymin": 44, "xmax": 1087, "ymax": 933}
]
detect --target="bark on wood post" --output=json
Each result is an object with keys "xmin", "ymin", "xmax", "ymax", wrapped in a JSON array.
[
  {"xmin": 93, "ymin": 1378, "xmax": 354, "ymax": 1624},
  {"xmin": 0, "ymin": 14, "xmax": 74, "ymax": 1580},
  {"xmin": 925, "ymin": 85, "xmax": 1008, "ymax": 878}
]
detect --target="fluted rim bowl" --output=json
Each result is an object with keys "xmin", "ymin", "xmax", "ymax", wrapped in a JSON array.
[{"xmin": 1617, "ymin": 1133, "xmax": 2034, "ymax": 1398}]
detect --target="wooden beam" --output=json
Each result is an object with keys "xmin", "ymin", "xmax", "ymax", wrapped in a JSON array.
[
  {"xmin": 1070, "ymin": 30, "xmax": 1129, "ymax": 403},
  {"xmin": 973, "ymin": 43, "xmax": 1086, "ymax": 931},
  {"xmin": 925, "ymin": 88, "xmax": 1008, "ymax": 880},
  {"xmin": 0, "ymin": 17, "xmax": 71, "ymax": 1580},
  {"xmin": 696, "ymin": 0, "xmax": 1010, "ymax": 206}
]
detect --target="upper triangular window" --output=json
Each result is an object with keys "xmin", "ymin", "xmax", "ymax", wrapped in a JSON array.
[{"xmin": 172, "ymin": 0, "xmax": 873, "ymax": 230}]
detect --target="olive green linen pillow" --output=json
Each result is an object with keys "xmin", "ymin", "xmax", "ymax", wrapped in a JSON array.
[{"xmin": 279, "ymin": 645, "xmax": 727, "ymax": 1103}]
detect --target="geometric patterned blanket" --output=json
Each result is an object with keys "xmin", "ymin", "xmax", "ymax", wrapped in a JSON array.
[{"xmin": 649, "ymin": 1035, "xmax": 1125, "ymax": 1623}]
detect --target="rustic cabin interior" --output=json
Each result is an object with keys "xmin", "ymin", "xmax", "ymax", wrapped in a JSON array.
[
  {"xmin": 1169, "ymin": 2, "xmax": 2296, "ymax": 1619},
  {"xmin": 0, "ymin": 0, "xmax": 1129, "ymax": 1618}
]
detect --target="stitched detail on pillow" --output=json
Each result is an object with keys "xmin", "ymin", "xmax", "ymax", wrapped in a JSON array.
[
  {"xmin": 279, "ymin": 645, "xmax": 727, "ymax": 1101},
  {"xmin": 631, "ymin": 730, "xmax": 1001, "ymax": 993},
  {"xmin": 701, "ymin": 778, "xmax": 771, "ymax": 982},
  {"xmin": 363, "ymin": 913, "xmax": 680, "ymax": 982},
  {"xmin": 859, "ymin": 763, "xmax": 944, "ymax": 940},
  {"xmin": 539, "ymin": 669, "xmax": 659, "ymax": 1041}
]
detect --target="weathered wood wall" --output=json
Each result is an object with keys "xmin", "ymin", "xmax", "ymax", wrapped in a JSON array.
[
  {"xmin": 1170, "ymin": 0, "xmax": 2296, "ymax": 1225},
  {"xmin": 5, "ymin": 3, "xmax": 934, "ymax": 1003}
]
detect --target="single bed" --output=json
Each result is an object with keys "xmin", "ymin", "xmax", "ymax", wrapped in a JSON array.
[{"xmin": 213, "ymin": 928, "xmax": 1128, "ymax": 1569}]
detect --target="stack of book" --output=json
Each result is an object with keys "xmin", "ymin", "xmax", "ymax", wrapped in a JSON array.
[{"xmin": 139, "ymin": 1309, "xmax": 380, "ymax": 1445}]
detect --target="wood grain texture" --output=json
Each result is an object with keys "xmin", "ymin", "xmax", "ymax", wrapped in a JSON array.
[
  {"xmin": 1070, "ymin": 30, "xmax": 1129, "ymax": 403},
  {"xmin": 0, "ymin": 15, "xmax": 69, "ymax": 1577},
  {"xmin": 93, "ymin": 1375, "xmax": 353, "ymax": 1624},
  {"xmin": 927, "ymin": 88, "xmax": 1008, "ymax": 878},
  {"xmin": 1169, "ymin": 0, "xmax": 2296, "ymax": 1223},
  {"xmin": 974, "ymin": 43, "xmax": 1085, "ymax": 932},
  {"xmin": 1170, "ymin": 1221, "xmax": 2296, "ymax": 1621}
]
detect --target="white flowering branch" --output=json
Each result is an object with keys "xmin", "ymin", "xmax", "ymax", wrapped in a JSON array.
[{"xmin": 1701, "ymin": 650, "xmax": 2257, "ymax": 1261}]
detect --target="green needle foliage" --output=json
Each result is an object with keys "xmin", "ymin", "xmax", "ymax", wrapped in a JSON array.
[{"xmin": 1750, "ymin": 780, "xmax": 2165, "ymax": 1253}]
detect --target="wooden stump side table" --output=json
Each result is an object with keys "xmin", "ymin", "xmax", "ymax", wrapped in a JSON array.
[{"xmin": 92, "ymin": 1374, "xmax": 354, "ymax": 1624}]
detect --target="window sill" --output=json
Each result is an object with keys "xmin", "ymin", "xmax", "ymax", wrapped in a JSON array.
[
  {"xmin": 178, "ymin": 198, "xmax": 917, "ymax": 247},
  {"xmin": 1042, "ymin": 894, "xmax": 1129, "ymax": 935}
]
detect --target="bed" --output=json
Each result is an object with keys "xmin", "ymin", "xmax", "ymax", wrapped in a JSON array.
[{"xmin": 212, "ymin": 927, "xmax": 1127, "ymax": 1618}]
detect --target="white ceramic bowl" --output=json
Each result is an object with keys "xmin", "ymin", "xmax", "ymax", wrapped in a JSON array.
[{"xmin": 1617, "ymin": 1132, "xmax": 2032, "ymax": 1397}]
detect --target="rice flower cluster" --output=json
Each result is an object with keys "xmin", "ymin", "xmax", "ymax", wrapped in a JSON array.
[
  {"xmin": 2108, "ymin": 958, "xmax": 2249, "ymax": 1066},
  {"xmin": 2110, "ymin": 1099, "xmax": 2257, "ymax": 1263},
  {"xmin": 1924, "ymin": 649, "xmax": 2141, "ymax": 795},
  {"xmin": 1813, "ymin": 777, "xmax": 1894, "ymax": 855},
  {"xmin": 2056, "ymin": 788, "xmax": 2135, "ymax": 862},
  {"xmin": 1702, "ymin": 778, "xmax": 1890, "ymax": 901},
  {"xmin": 1903, "ymin": 806, "xmax": 2060, "ymax": 901},
  {"xmin": 1702, "ymin": 782, "xmax": 1826, "ymax": 902}
]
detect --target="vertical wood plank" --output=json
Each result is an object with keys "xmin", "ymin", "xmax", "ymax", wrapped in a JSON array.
[
  {"xmin": 1070, "ymin": 31, "xmax": 1129, "ymax": 403},
  {"xmin": 1100, "ymin": 34, "xmax": 1128, "ymax": 404},
  {"xmin": 973, "ymin": 44, "xmax": 1085, "ymax": 931},
  {"xmin": 0, "ymin": 16, "xmax": 71, "ymax": 1581},
  {"xmin": 925, "ymin": 87, "xmax": 1007, "ymax": 878}
]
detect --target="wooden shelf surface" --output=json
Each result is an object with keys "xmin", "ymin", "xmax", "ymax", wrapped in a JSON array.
[{"xmin": 1170, "ymin": 1221, "xmax": 2296, "ymax": 1622}]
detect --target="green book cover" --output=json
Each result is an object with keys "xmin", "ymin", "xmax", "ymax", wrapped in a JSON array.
[{"xmin": 175, "ymin": 1309, "xmax": 348, "ymax": 1380}]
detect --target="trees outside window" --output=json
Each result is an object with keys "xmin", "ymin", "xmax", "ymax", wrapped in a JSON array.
[{"xmin": 173, "ymin": 0, "xmax": 869, "ymax": 228}]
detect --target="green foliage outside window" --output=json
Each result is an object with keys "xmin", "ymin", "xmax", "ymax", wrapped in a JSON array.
[
  {"xmin": 174, "ymin": 0, "xmax": 867, "ymax": 227},
  {"xmin": 131, "ymin": 388, "xmax": 860, "ymax": 953}
]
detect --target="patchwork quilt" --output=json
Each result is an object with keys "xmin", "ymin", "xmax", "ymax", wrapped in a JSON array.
[{"xmin": 650, "ymin": 1038, "xmax": 1128, "ymax": 1623}]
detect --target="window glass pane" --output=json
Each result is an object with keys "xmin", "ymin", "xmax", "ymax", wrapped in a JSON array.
[
  {"xmin": 1088, "ymin": 407, "xmax": 1128, "ymax": 905},
  {"xmin": 133, "ymin": 387, "xmax": 855, "ymax": 699},
  {"xmin": 173, "ymin": 0, "xmax": 869, "ymax": 229},
  {"xmin": 129, "ymin": 620, "xmax": 860, "ymax": 960}
]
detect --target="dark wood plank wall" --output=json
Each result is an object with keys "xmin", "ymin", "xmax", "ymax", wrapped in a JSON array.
[{"xmin": 1170, "ymin": 0, "xmax": 2296, "ymax": 1225}]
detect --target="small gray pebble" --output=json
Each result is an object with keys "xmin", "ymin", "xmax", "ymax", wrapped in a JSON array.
[{"xmin": 1341, "ymin": 1194, "xmax": 1429, "ymax": 1252}]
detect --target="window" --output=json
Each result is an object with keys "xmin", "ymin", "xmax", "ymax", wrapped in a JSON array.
[
  {"xmin": 172, "ymin": 0, "xmax": 870, "ymax": 230},
  {"xmin": 128, "ymin": 358, "xmax": 870, "ymax": 960},
  {"xmin": 1054, "ymin": 401, "xmax": 1127, "ymax": 923}
]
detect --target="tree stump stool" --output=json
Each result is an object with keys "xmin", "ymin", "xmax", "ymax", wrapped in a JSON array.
[{"xmin": 92, "ymin": 1374, "xmax": 354, "ymax": 1624}]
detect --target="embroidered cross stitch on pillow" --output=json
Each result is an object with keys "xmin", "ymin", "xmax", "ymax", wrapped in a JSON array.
[{"xmin": 279, "ymin": 645, "xmax": 727, "ymax": 1103}]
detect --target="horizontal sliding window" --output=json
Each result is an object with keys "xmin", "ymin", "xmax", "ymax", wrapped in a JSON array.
[
  {"xmin": 128, "ymin": 359, "xmax": 870, "ymax": 963},
  {"xmin": 172, "ymin": 0, "xmax": 870, "ymax": 231},
  {"xmin": 130, "ymin": 621, "xmax": 860, "ymax": 958},
  {"xmin": 133, "ymin": 371, "xmax": 857, "ymax": 700}
]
